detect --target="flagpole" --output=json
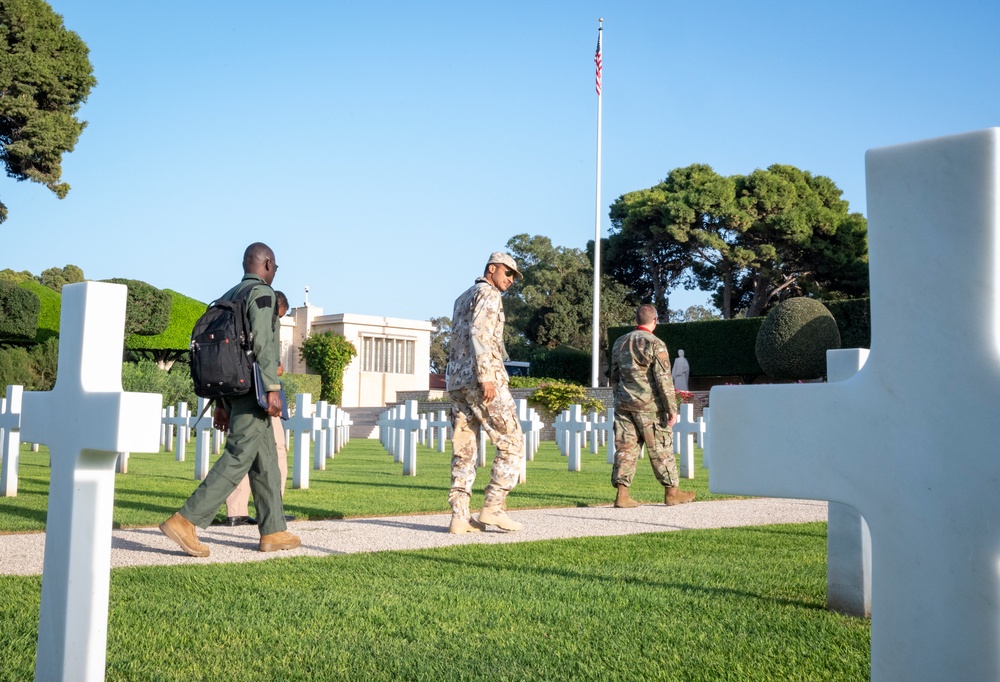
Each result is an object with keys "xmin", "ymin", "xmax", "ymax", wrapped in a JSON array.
[{"xmin": 591, "ymin": 18, "xmax": 603, "ymax": 388}]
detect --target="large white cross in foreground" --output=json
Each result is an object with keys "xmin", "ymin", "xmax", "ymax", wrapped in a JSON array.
[
  {"xmin": 21, "ymin": 282, "xmax": 161, "ymax": 682},
  {"xmin": 709, "ymin": 128, "xmax": 1000, "ymax": 681}
]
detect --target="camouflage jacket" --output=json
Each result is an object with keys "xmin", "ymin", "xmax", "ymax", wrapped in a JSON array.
[
  {"xmin": 610, "ymin": 328, "xmax": 678, "ymax": 416},
  {"xmin": 446, "ymin": 278, "xmax": 509, "ymax": 392}
]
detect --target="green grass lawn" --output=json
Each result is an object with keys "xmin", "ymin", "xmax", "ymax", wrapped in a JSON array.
[
  {"xmin": 0, "ymin": 438, "xmax": 869, "ymax": 680},
  {"xmin": 0, "ymin": 524, "xmax": 869, "ymax": 681},
  {"xmin": 0, "ymin": 439, "xmax": 728, "ymax": 533}
]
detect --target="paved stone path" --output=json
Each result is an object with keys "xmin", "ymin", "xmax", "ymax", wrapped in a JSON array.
[{"xmin": 0, "ymin": 498, "xmax": 827, "ymax": 576}]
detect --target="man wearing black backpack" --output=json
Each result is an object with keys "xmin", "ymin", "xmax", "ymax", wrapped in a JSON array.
[{"xmin": 160, "ymin": 243, "xmax": 301, "ymax": 557}]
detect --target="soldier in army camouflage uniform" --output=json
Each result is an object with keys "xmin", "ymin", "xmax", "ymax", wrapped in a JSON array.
[
  {"xmin": 610, "ymin": 304, "xmax": 696, "ymax": 508},
  {"xmin": 446, "ymin": 252, "xmax": 526, "ymax": 533}
]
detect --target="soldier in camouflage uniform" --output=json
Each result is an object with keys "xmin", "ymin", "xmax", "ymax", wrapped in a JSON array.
[
  {"xmin": 446, "ymin": 252, "xmax": 526, "ymax": 533},
  {"xmin": 610, "ymin": 304, "xmax": 696, "ymax": 508}
]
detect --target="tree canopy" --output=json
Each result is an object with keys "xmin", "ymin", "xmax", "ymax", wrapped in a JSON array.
[
  {"xmin": 503, "ymin": 234, "xmax": 634, "ymax": 361},
  {"xmin": 429, "ymin": 316, "xmax": 450, "ymax": 374},
  {"xmin": 607, "ymin": 163, "xmax": 868, "ymax": 318},
  {"xmin": 0, "ymin": 0, "xmax": 96, "ymax": 223}
]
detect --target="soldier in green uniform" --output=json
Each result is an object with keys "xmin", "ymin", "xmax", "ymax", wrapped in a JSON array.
[
  {"xmin": 610, "ymin": 304, "xmax": 696, "ymax": 508},
  {"xmin": 160, "ymin": 243, "xmax": 301, "ymax": 557}
]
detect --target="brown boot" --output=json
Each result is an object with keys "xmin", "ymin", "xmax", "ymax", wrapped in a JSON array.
[
  {"xmin": 258, "ymin": 531, "xmax": 301, "ymax": 552},
  {"xmin": 665, "ymin": 486, "xmax": 696, "ymax": 506},
  {"xmin": 614, "ymin": 485, "xmax": 640, "ymax": 508},
  {"xmin": 160, "ymin": 512, "xmax": 210, "ymax": 557},
  {"xmin": 448, "ymin": 515, "xmax": 486, "ymax": 534},
  {"xmin": 477, "ymin": 504, "xmax": 524, "ymax": 531}
]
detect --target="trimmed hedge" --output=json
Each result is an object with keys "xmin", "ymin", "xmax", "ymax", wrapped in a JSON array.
[
  {"xmin": 826, "ymin": 298, "xmax": 871, "ymax": 350},
  {"xmin": 102, "ymin": 278, "xmax": 173, "ymax": 336},
  {"xmin": 18, "ymin": 281, "xmax": 60, "ymax": 343},
  {"xmin": 0, "ymin": 281, "xmax": 40, "ymax": 339},
  {"xmin": 607, "ymin": 297, "xmax": 870, "ymax": 379},
  {"xmin": 608, "ymin": 317, "xmax": 765, "ymax": 377},
  {"xmin": 530, "ymin": 345, "xmax": 591, "ymax": 384},
  {"xmin": 755, "ymin": 298, "xmax": 841, "ymax": 379},
  {"xmin": 126, "ymin": 290, "xmax": 206, "ymax": 352}
]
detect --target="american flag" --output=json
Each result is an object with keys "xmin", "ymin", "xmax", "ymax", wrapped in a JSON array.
[{"xmin": 594, "ymin": 29, "xmax": 603, "ymax": 96}]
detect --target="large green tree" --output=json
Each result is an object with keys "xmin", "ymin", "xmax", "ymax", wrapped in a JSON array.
[
  {"xmin": 428, "ymin": 316, "xmax": 450, "ymax": 374},
  {"xmin": 0, "ymin": 0, "xmax": 96, "ymax": 223},
  {"xmin": 504, "ymin": 234, "xmax": 633, "ymax": 362},
  {"xmin": 607, "ymin": 163, "xmax": 868, "ymax": 318}
]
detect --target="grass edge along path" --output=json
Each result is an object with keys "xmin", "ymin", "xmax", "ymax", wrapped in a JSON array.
[
  {"xmin": 0, "ymin": 523, "xmax": 869, "ymax": 682},
  {"xmin": 0, "ymin": 439, "xmax": 730, "ymax": 533}
]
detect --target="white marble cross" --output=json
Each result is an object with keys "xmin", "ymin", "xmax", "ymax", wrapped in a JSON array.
[
  {"xmin": 709, "ymin": 128, "xmax": 1000, "ymax": 681},
  {"xmin": 563, "ymin": 405, "xmax": 591, "ymax": 472},
  {"xmin": 589, "ymin": 408, "xmax": 614, "ymax": 460},
  {"xmin": 671, "ymin": 403, "xmax": 699, "ymax": 479},
  {"xmin": 312, "ymin": 400, "xmax": 330, "ymax": 470},
  {"xmin": 826, "ymin": 348, "xmax": 872, "ymax": 619},
  {"xmin": 1, "ymin": 384, "xmax": 24, "ymax": 496},
  {"xmin": 427, "ymin": 409, "xmax": 449, "ymax": 453},
  {"xmin": 398, "ymin": 400, "xmax": 424, "ymax": 477},
  {"xmin": 477, "ymin": 426, "xmax": 487, "ymax": 467},
  {"xmin": 188, "ymin": 397, "xmax": 216, "ymax": 480},
  {"xmin": 163, "ymin": 401, "xmax": 190, "ymax": 462},
  {"xmin": 699, "ymin": 407, "xmax": 710, "ymax": 468},
  {"xmin": 285, "ymin": 393, "xmax": 318, "ymax": 489},
  {"xmin": 20, "ymin": 282, "xmax": 161, "ymax": 682},
  {"xmin": 161, "ymin": 405, "xmax": 175, "ymax": 452}
]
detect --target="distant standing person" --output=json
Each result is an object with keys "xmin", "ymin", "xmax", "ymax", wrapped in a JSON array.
[
  {"xmin": 222, "ymin": 290, "xmax": 293, "ymax": 526},
  {"xmin": 446, "ymin": 252, "xmax": 526, "ymax": 533},
  {"xmin": 160, "ymin": 243, "xmax": 300, "ymax": 556},
  {"xmin": 671, "ymin": 349, "xmax": 690, "ymax": 391},
  {"xmin": 610, "ymin": 304, "xmax": 696, "ymax": 508}
]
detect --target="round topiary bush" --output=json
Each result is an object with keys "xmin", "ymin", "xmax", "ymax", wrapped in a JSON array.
[{"xmin": 755, "ymin": 298, "xmax": 841, "ymax": 380}]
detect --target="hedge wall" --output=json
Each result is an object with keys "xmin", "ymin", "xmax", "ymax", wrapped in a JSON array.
[
  {"xmin": 607, "ymin": 297, "xmax": 871, "ymax": 378},
  {"xmin": 0, "ymin": 281, "xmax": 39, "ymax": 339},
  {"xmin": 125, "ymin": 290, "xmax": 206, "ymax": 352},
  {"xmin": 18, "ymin": 281, "xmax": 60, "ymax": 343}
]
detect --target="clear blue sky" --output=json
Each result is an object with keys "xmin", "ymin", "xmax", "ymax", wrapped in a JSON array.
[{"xmin": 4, "ymin": 0, "xmax": 1000, "ymax": 320}]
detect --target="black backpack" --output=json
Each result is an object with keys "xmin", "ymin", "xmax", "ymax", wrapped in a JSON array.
[{"xmin": 189, "ymin": 283, "xmax": 257, "ymax": 399}]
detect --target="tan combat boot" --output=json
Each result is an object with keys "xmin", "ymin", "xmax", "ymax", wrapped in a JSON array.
[
  {"xmin": 160, "ymin": 512, "xmax": 210, "ymax": 557},
  {"xmin": 478, "ymin": 504, "xmax": 524, "ymax": 531},
  {"xmin": 665, "ymin": 486, "xmax": 696, "ymax": 506},
  {"xmin": 258, "ymin": 531, "xmax": 302, "ymax": 552},
  {"xmin": 448, "ymin": 515, "xmax": 487, "ymax": 534},
  {"xmin": 614, "ymin": 485, "xmax": 640, "ymax": 508}
]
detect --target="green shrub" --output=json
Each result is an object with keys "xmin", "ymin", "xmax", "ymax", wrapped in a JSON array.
[
  {"xmin": 300, "ymin": 332, "xmax": 357, "ymax": 405},
  {"xmin": 755, "ymin": 298, "xmax": 841, "ymax": 380},
  {"xmin": 18, "ymin": 280, "xmax": 60, "ymax": 343},
  {"xmin": 509, "ymin": 375, "xmax": 573, "ymax": 389},
  {"xmin": 527, "ymin": 380, "xmax": 604, "ymax": 414},
  {"xmin": 281, "ymin": 373, "xmax": 323, "ymax": 414},
  {"xmin": 102, "ymin": 278, "xmax": 172, "ymax": 336},
  {"xmin": 0, "ymin": 346, "xmax": 33, "ymax": 389},
  {"xmin": 121, "ymin": 360, "xmax": 196, "ymax": 408},
  {"xmin": 0, "ymin": 281, "xmax": 40, "ymax": 339}
]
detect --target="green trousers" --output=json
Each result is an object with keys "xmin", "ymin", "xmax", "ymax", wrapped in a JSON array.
[{"xmin": 180, "ymin": 394, "xmax": 287, "ymax": 536}]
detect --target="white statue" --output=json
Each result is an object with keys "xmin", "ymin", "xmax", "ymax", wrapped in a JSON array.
[{"xmin": 672, "ymin": 349, "xmax": 690, "ymax": 391}]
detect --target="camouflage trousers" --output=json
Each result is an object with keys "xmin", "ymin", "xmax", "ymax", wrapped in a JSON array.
[
  {"xmin": 612, "ymin": 410, "xmax": 678, "ymax": 489},
  {"xmin": 449, "ymin": 383, "xmax": 524, "ymax": 518}
]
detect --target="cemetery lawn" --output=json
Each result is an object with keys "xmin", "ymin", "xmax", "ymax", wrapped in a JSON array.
[
  {"xmin": 0, "ymin": 440, "xmax": 732, "ymax": 533},
  {"xmin": 0, "ymin": 522, "xmax": 869, "ymax": 681}
]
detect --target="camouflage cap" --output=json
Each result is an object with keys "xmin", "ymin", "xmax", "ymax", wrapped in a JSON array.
[{"xmin": 486, "ymin": 252, "xmax": 523, "ymax": 280}]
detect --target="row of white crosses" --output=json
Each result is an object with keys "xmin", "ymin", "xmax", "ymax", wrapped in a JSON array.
[
  {"xmin": 280, "ymin": 393, "xmax": 352, "ymax": 489},
  {"xmin": 377, "ymin": 400, "xmax": 426, "ymax": 475}
]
